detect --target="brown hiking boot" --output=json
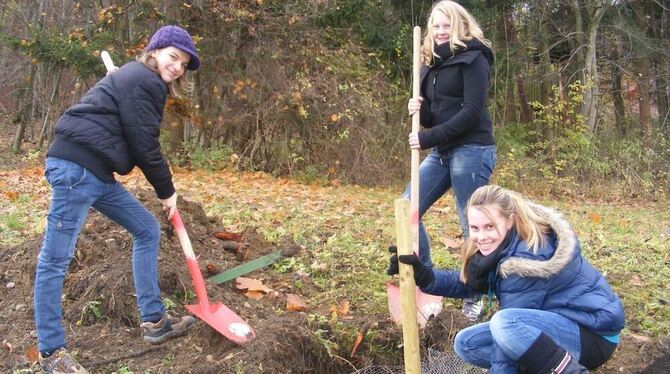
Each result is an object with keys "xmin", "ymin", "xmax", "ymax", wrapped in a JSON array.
[
  {"xmin": 38, "ymin": 348, "xmax": 88, "ymax": 374},
  {"xmin": 141, "ymin": 312, "xmax": 196, "ymax": 344}
]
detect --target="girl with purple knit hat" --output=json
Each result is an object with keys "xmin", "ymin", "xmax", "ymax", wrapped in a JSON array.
[{"xmin": 34, "ymin": 25, "xmax": 200, "ymax": 374}]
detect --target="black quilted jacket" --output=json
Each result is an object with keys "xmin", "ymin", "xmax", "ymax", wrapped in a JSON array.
[{"xmin": 47, "ymin": 61, "xmax": 174, "ymax": 199}]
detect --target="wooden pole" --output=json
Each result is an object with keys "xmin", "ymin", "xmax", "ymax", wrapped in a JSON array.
[
  {"xmin": 410, "ymin": 27, "xmax": 421, "ymax": 258},
  {"xmin": 395, "ymin": 199, "xmax": 421, "ymax": 373},
  {"xmin": 394, "ymin": 25, "xmax": 424, "ymax": 374}
]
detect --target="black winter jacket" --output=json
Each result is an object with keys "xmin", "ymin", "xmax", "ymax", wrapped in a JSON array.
[
  {"xmin": 48, "ymin": 61, "xmax": 175, "ymax": 199},
  {"xmin": 417, "ymin": 42, "xmax": 495, "ymax": 152}
]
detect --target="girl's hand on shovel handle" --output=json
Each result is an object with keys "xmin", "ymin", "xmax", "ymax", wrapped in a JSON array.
[
  {"xmin": 160, "ymin": 192, "xmax": 178, "ymax": 220},
  {"xmin": 407, "ymin": 96, "xmax": 423, "ymax": 116},
  {"xmin": 408, "ymin": 132, "xmax": 421, "ymax": 150}
]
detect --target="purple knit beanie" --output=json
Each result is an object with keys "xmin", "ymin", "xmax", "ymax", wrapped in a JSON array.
[{"xmin": 145, "ymin": 25, "xmax": 200, "ymax": 70}]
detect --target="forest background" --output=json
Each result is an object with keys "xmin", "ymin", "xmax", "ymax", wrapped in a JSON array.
[{"xmin": 0, "ymin": 0, "xmax": 668, "ymax": 198}]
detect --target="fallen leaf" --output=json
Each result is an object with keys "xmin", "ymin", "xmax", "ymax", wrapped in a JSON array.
[
  {"xmin": 213, "ymin": 231, "xmax": 244, "ymax": 241},
  {"xmin": 629, "ymin": 333, "xmax": 651, "ymax": 343},
  {"xmin": 630, "ymin": 275, "xmax": 643, "ymax": 287},
  {"xmin": 330, "ymin": 300, "xmax": 350, "ymax": 316},
  {"xmin": 587, "ymin": 211, "xmax": 602, "ymax": 224},
  {"xmin": 235, "ymin": 277, "xmax": 271, "ymax": 293},
  {"xmin": 245, "ymin": 290, "xmax": 265, "ymax": 300},
  {"xmin": 2, "ymin": 340, "xmax": 12, "ymax": 352},
  {"xmin": 25, "ymin": 346, "xmax": 39, "ymax": 362},
  {"xmin": 205, "ymin": 263, "xmax": 222, "ymax": 276},
  {"xmin": 3, "ymin": 191, "xmax": 19, "ymax": 201},
  {"xmin": 286, "ymin": 293, "xmax": 308, "ymax": 311}
]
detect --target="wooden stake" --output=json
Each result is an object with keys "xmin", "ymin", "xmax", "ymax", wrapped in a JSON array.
[
  {"xmin": 398, "ymin": 24, "xmax": 423, "ymax": 374},
  {"xmin": 395, "ymin": 198, "xmax": 420, "ymax": 374}
]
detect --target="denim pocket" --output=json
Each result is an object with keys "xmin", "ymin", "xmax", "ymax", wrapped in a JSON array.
[
  {"xmin": 44, "ymin": 214, "xmax": 80, "ymax": 260},
  {"xmin": 45, "ymin": 162, "xmax": 87, "ymax": 188}
]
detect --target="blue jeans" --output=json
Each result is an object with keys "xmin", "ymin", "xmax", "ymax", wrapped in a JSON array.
[
  {"xmin": 34, "ymin": 157, "xmax": 164, "ymax": 353},
  {"xmin": 402, "ymin": 144, "xmax": 496, "ymax": 267},
  {"xmin": 454, "ymin": 308, "xmax": 582, "ymax": 373}
]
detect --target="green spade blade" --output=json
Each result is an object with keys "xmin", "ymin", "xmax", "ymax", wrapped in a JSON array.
[{"xmin": 208, "ymin": 251, "xmax": 285, "ymax": 284}]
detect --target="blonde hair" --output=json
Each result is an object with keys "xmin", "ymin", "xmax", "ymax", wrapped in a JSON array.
[
  {"xmin": 137, "ymin": 50, "xmax": 194, "ymax": 98},
  {"xmin": 459, "ymin": 185, "xmax": 550, "ymax": 283},
  {"xmin": 421, "ymin": 0, "xmax": 492, "ymax": 65}
]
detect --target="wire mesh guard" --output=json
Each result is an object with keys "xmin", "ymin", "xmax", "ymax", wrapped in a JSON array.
[{"xmin": 353, "ymin": 348, "xmax": 485, "ymax": 374}]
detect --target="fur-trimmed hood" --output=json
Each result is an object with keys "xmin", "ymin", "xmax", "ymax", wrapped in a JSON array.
[{"xmin": 499, "ymin": 203, "xmax": 578, "ymax": 279}]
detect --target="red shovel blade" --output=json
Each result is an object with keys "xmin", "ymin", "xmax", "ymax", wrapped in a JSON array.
[
  {"xmin": 172, "ymin": 210, "xmax": 256, "ymax": 345},
  {"xmin": 186, "ymin": 303, "xmax": 256, "ymax": 345},
  {"xmin": 387, "ymin": 281, "xmax": 443, "ymax": 328}
]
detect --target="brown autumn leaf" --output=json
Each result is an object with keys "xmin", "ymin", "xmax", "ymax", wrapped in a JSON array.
[
  {"xmin": 245, "ymin": 290, "xmax": 265, "ymax": 300},
  {"xmin": 25, "ymin": 346, "xmax": 39, "ymax": 362},
  {"xmin": 213, "ymin": 230, "xmax": 244, "ymax": 241},
  {"xmin": 330, "ymin": 300, "xmax": 350, "ymax": 316},
  {"xmin": 587, "ymin": 211, "xmax": 602, "ymax": 224},
  {"xmin": 3, "ymin": 191, "xmax": 19, "ymax": 201},
  {"xmin": 235, "ymin": 277, "xmax": 271, "ymax": 293},
  {"xmin": 205, "ymin": 263, "xmax": 222, "ymax": 277},
  {"xmin": 286, "ymin": 293, "xmax": 308, "ymax": 312}
]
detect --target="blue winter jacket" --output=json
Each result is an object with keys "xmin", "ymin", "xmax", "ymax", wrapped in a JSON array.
[
  {"xmin": 423, "ymin": 203, "xmax": 625, "ymax": 337},
  {"xmin": 47, "ymin": 61, "xmax": 174, "ymax": 199}
]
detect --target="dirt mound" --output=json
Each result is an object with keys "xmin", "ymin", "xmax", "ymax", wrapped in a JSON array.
[{"xmin": 0, "ymin": 189, "xmax": 353, "ymax": 373}]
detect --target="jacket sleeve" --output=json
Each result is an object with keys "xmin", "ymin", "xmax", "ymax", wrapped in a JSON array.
[
  {"xmin": 418, "ymin": 54, "xmax": 490, "ymax": 149},
  {"xmin": 119, "ymin": 78, "xmax": 175, "ymax": 199},
  {"xmin": 422, "ymin": 269, "xmax": 470, "ymax": 298}
]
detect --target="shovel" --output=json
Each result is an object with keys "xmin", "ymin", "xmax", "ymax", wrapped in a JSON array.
[
  {"xmin": 386, "ymin": 281, "xmax": 443, "ymax": 328},
  {"xmin": 171, "ymin": 209, "xmax": 256, "ymax": 345}
]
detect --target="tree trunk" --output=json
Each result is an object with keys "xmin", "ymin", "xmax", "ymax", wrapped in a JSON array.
[
  {"xmin": 611, "ymin": 32, "xmax": 626, "ymax": 136},
  {"xmin": 536, "ymin": 0, "xmax": 555, "ymax": 143},
  {"xmin": 633, "ymin": 0, "xmax": 653, "ymax": 140},
  {"xmin": 650, "ymin": 2, "xmax": 669, "ymax": 129},
  {"xmin": 654, "ymin": 61, "xmax": 668, "ymax": 128},
  {"xmin": 12, "ymin": 0, "xmax": 45, "ymax": 153},
  {"xmin": 37, "ymin": 66, "xmax": 63, "ymax": 149},
  {"xmin": 516, "ymin": 72, "xmax": 532, "ymax": 123},
  {"xmin": 579, "ymin": 1, "xmax": 608, "ymax": 133},
  {"xmin": 11, "ymin": 65, "xmax": 37, "ymax": 154},
  {"xmin": 572, "ymin": 0, "xmax": 586, "ymax": 84},
  {"xmin": 582, "ymin": 20, "xmax": 601, "ymax": 133},
  {"xmin": 501, "ymin": 4, "xmax": 517, "ymax": 125}
]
